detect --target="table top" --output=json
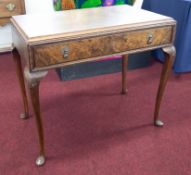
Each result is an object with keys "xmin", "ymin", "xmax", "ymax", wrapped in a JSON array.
[{"xmin": 11, "ymin": 5, "xmax": 175, "ymax": 43}]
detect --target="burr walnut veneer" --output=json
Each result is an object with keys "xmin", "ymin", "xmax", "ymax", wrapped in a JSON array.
[{"xmin": 11, "ymin": 5, "xmax": 176, "ymax": 166}]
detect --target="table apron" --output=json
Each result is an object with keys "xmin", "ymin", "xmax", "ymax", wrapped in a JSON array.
[{"xmin": 30, "ymin": 26, "xmax": 174, "ymax": 72}]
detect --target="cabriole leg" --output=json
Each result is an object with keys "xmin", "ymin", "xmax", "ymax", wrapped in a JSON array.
[
  {"xmin": 12, "ymin": 48, "xmax": 29, "ymax": 119},
  {"xmin": 154, "ymin": 46, "xmax": 176, "ymax": 127},
  {"xmin": 121, "ymin": 54, "xmax": 128, "ymax": 94},
  {"xmin": 24, "ymin": 68, "xmax": 48, "ymax": 166}
]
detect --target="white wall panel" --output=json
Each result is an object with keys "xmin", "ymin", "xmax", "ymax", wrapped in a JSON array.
[{"xmin": 24, "ymin": 0, "xmax": 54, "ymax": 14}]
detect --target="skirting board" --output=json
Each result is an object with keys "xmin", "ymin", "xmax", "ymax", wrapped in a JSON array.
[{"xmin": 0, "ymin": 45, "xmax": 13, "ymax": 53}]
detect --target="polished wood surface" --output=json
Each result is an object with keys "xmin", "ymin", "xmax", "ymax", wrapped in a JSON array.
[
  {"xmin": 33, "ymin": 26, "xmax": 172, "ymax": 69},
  {"xmin": 154, "ymin": 46, "xmax": 176, "ymax": 123},
  {"xmin": 12, "ymin": 48, "xmax": 29, "ymax": 119},
  {"xmin": 0, "ymin": 0, "xmax": 25, "ymax": 26},
  {"xmin": 121, "ymin": 55, "xmax": 128, "ymax": 94},
  {"xmin": 11, "ymin": 5, "xmax": 176, "ymax": 72},
  {"xmin": 0, "ymin": 17, "xmax": 9, "ymax": 26},
  {"xmin": 11, "ymin": 5, "xmax": 174, "ymax": 41},
  {"xmin": 24, "ymin": 68, "xmax": 48, "ymax": 164},
  {"xmin": 11, "ymin": 5, "xmax": 176, "ymax": 166},
  {"xmin": 29, "ymin": 82, "xmax": 45, "ymax": 156}
]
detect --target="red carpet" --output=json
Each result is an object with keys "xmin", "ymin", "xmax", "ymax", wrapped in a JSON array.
[{"xmin": 0, "ymin": 53, "xmax": 191, "ymax": 175}]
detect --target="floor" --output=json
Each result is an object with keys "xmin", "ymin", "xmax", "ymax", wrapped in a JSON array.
[{"xmin": 0, "ymin": 53, "xmax": 191, "ymax": 175}]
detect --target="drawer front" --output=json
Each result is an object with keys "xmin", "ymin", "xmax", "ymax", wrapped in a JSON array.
[
  {"xmin": 0, "ymin": 0, "xmax": 24, "ymax": 18},
  {"xmin": 33, "ymin": 26, "xmax": 173, "ymax": 69}
]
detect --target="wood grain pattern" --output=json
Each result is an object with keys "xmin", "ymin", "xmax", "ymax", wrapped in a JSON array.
[
  {"xmin": 0, "ymin": 0, "xmax": 25, "ymax": 26},
  {"xmin": 12, "ymin": 48, "xmax": 29, "ymax": 119},
  {"xmin": 11, "ymin": 5, "xmax": 175, "ymax": 41},
  {"xmin": 24, "ymin": 68, "xmax": 48, "ymax": 162},
  {"xmin": 0, "ymin": 17, "xmax": 9, "ymax": 26},
  {"xmin": 121, "ymin": 55, "xmax": 128, "ymax": 94},
  {"xmin": 11, "ymin": 5, "xmax": 177, "ymax": 165},
  {"xmin": 29, "ymin": 81, "xmax": 45, "ymax": 158},
  {"xmin": 154, "ymin": 46, "xmax": 176, "ymax": 122},
  {"xmin": 11, "ymin": 25, "xmax": 30, "ymax": 67},
  {"xmin": 32, "ymin": 26, "xmax": 173, "ymax": 69}
]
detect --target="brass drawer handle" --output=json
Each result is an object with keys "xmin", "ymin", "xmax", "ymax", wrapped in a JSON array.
[
  {"xmin": 6, "ymin": 3, "xmax": 16, "ymax": 11},
  {"xmin": 147, "ymin": 33, "xmax": 153, "ymax": 44},
  {"xmin": 61, "ymin": 47, "xmax": 69, "ymax": 59}
]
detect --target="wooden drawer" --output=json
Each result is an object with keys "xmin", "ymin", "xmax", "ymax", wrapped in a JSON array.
[
  {"xmin": 0, "ymin": 0, "xmax": 24, "ymax": 18},
  {"xmin": 32, "ymin": 26, "xmax": 173, "ymax": 69}
]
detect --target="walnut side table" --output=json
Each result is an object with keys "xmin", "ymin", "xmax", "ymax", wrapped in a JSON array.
[{"xmin": 11, "ymin": 5, "xmax": 176, "ymax": 166}]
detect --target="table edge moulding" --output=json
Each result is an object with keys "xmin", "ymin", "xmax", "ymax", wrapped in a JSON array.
[{"xmin": 11, "ymin": 5, "xmax": 176, "ymax": 166}]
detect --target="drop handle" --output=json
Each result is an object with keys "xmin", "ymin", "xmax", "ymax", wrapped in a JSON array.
[
  {"xmin": 6, "ymin": 3, "xmax": 16, "ymax": 11},
  {"xmin": 147, "ymin": 33, "xmax": 153, "ymax": 44},
  {"xmin": 61, "ymin": 47, "xmax": 69, "ymax": 59}
]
